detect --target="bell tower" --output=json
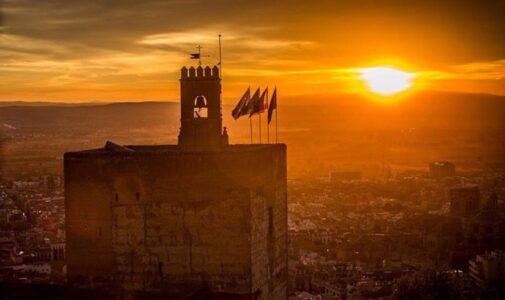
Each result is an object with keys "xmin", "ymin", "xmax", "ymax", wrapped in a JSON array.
[{"xmin": 178, "ymin": 65, "xmax": 228, "ymax": 150}]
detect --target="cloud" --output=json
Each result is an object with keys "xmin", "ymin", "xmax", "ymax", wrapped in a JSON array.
[
  {"xmin": 138, "ymin": 30, "xmax": 312, "ymax": 51},
  {"xmin": 451, "ymin": 60, "xmax": 505, "ymax": 80},
  {"xmin": 2, "ymin": 0, "xmax": 505, "ymax": 100},
  {"xmin": 418, "ymin": 59, "xmax": 505, "ymax": 81}
]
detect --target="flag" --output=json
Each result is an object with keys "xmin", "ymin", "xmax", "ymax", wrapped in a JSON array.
[
  {"xmin": 268, "ymin": 88, "xmax": 277, "ymax": 124},
  {"xmin": 190, "ymin": 53, "xmax": 200, "ymax": 59},
  {"xmin": 248, "ymin": 88, "xmax": 261, "ymax": 117},
  {"xmin": 232, "ymin": 88, "xmax": 250, "ymax": 120},
  {"xmin": 259, "ymin": 88, "xmax": 268, "ymax": 113}
]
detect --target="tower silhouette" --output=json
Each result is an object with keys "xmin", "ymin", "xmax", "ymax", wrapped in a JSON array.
[{"xmin": 178, "ymin": 65, "xmax": 227, "ymax": 149}]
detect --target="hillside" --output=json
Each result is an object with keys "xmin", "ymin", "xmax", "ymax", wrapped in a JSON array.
[{"xmin": 1, "ymin": 91, "xmax": 504, "ymax": 178}]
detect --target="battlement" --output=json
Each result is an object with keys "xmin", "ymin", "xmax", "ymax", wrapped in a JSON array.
[{"xmin": 181, "ymin": 65, "xmax": 220, "ymax": 80}]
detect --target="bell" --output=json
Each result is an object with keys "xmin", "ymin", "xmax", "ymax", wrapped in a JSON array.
[{"xmin": 195, "ymin": 95, "xmax": 207, "ymax": 109}]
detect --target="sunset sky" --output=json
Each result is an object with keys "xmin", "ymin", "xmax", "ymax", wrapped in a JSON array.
[{"xmin": 1, "ymin": 0, "xmax": 505, "ymax": 102}]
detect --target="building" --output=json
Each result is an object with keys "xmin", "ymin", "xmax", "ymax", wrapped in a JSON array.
[
  {"xmin": 429, "ymin": 161, "xmax": 456, "ymax": 177},
  {"xmin": 468, "ymin": 251, "xmax": 505, "ymax": 290},
  {"xmin": 465, "ymin": 194, "xmax": 505, "ymax": 253},
  {"xmin": 51, "ymin": 242, "xmax": 65, "ymax": 261},
  {"xmin": 64, "ymin": 65, "xmax": 287, "ymax": 299},
  {"xmin": 448, "ymin": 185, "xmax": 480, "ymax": 218}
]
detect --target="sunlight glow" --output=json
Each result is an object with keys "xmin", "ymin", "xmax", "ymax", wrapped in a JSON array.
[{"xmin": 359, "ymin": 67, "xmax": 415, "ymax": 96}]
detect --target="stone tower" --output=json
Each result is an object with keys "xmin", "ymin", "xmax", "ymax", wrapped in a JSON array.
[
  {"xmin": 178, "ymin": 65, "xmax": 227, "ymax": 150},
  {"xmin": 64, "ymin": 65, "xmax": 287, "ymax": 299}
]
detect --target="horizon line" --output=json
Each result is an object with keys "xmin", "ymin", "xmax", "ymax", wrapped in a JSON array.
[{"xmin": 1, "ymin": 89, "xmax": 505, "ymax": 106}]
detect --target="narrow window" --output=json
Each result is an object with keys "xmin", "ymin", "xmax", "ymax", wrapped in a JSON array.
[
  {"xmin": 115, "ymin": 193, "xmax": 119, "ymax": 202},
  {"xmin": 158, "ymin": 262, "xmax": 164, "ymax": 276},
  {"xmin": 135, "ymin": 192, "xmax": 140, "ymax": 202}
]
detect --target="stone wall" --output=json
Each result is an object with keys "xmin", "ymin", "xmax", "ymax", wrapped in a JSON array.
[
  {"xmin": 250, "ymin": 149, "xmax": 288, "ymax": 299},
  {"xmin": 65, "ymin": 145, "xmax": 287, "ymax": 298}
]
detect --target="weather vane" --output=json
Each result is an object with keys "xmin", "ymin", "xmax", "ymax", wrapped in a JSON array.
[{"xmin": 190, "ymin": 45, "xmax": 209, "ymax": 66}]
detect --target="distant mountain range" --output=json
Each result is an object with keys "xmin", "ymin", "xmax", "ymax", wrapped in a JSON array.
[
  {"xmin": 1, "ymin": 91, "xmax": 504, "ymax": 177},
  {"xmin": 2, "ymin": 91, "xmax": 504, "ymax": 139}
]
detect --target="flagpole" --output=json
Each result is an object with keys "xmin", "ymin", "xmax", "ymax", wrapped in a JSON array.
[
  {"xmin": 267, "ymin": 88, "xmax": 270, "ymax": 144},
  {"xmin": 275, "ymin": 90, "xmax": 278, "ymax": 144},
  {"xmin": 259, "ymin": 111, "xmax": 262, "ymax": 144}
]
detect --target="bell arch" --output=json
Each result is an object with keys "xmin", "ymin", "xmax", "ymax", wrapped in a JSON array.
[{"xmin": 193, "ymin": 95, "xmax": 208, "ymax": 118}]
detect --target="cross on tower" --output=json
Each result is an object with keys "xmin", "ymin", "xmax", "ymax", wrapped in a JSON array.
[
  {"xmin": 190, "ymin": 45, "xmax": 209, "ymax": 67},
  {"xmin": 196, "ymin": 45, "xmax": 203, "ymax": 66}
]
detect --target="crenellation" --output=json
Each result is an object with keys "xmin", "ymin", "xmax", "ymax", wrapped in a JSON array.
[
  {"xmin": 212, "ymin": 65, "xmax": 219, "ymax": 78},
  {"xmin": 181, "ymin": 66, "xmax": 188, "ymax": 78},
  {"xmin": 180, "ymin": 65, "xmax": 219, "ymax": 80},
  {"xmin": 188, "ymin": 66, "xmax": 196, "ymax": 77},
  {"xmin": 204, "ymin": 66, "xmax": 212, "ymax": 77},
  {"xmin": 196, "ymin": 66, "xmax": 204, "ymax": 77}
]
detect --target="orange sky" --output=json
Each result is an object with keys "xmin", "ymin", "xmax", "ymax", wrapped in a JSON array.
[{"xmin": 1, "ymin": 0, "xmax": 505, "ymax": 102}]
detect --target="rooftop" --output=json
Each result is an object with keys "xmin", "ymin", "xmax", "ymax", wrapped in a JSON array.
[{"xmin": 65, "ymin": 141, "xmax": 286, "ymax": 157}]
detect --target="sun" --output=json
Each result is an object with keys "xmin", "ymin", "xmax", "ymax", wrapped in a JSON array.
[{"xmin": 359, "ymin": 67, "xmax": 415, "ymax": 96}]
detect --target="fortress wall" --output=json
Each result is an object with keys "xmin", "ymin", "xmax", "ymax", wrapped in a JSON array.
[
  {"xmin": 64, "ymin": 156, "xmax": 115, "ymax": 277},
  {"xmin": 65, "ymin": 145, "xmax": 287, "ymax": 298},
  {"xmin": 250, "ymin": 146, "xmax": 288, "ymax": 300}
]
